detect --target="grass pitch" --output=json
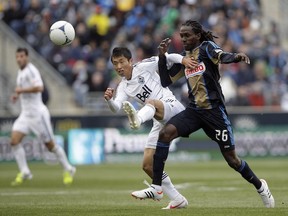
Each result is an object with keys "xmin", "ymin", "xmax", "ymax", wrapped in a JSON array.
[{"xmin": 0, "ymin": 158, "xmax": 287, "ymax": 216}]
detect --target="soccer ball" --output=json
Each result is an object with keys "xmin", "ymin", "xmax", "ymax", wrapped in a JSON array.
[{"xmin": 49, "ymin": 20, "xmax": 75, "ymax": 46}]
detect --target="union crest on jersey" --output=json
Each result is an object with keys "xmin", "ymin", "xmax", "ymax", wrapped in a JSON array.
[{"xmin": 138, "ymin": 76, "xmax": 145, "ymax": 84}]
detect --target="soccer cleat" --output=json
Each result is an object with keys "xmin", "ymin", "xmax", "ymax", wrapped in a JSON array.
[
  {"xmin": 162, "ymin": 195, "xmax": 189, "ymax": 209},
  {"xmin": 258, "ymin": 179, "xmax": 275, "ymax": 208},
  {"xmin": 11, "ymin": 172, "xmax": 33, "ymax": 186},
  {"xmin": 122, "ymin": 101, "xmax": 141, "ymax": 129},
  {"xmin": 63, "ymin": 166, "xmax": 76, "ymax": 185},
  {"xmin": 131, "ymin": 181, "xmax": 163, "ymax": 201}
]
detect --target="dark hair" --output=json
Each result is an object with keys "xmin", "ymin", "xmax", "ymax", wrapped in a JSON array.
[
  {"xmin": 182, "ymin": 20, "xmax": 218, "ymax": 42},
  {"xmin": 111, "ymin": 47, "xmax": 132, "ymax": 62},
  {"xmin": 16, "ymin": 47, "xmax": 29, "ymax": 56}
]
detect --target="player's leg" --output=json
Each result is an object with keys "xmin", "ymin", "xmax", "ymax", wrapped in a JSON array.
[
  {"xmin": 122, "ymin": 99, "xmax": 163, "ymax": 129},
  {"xmin": 140, "ymin": 148, "xmax": 188, "ymax": 209},
  {"xmin": 45, "ymin": 140, "xmax": 76, "ymax": 185},
  {"xmin": 132, "ymin": 109, "xmax": 196, "ymax": 201},
  {"xmin": 122, "ymin": 100, "xmax": 156, "ymax": 129},
  {"xmin": 131, "ymin": 124, "xmax": 177, "ymax": 201},
  {"xmin": 132, "ymin": 120, "xmax": 187, "ymax": 207},
  {"xmin": 10, "ymin": 116, "xmax": 33, "ymax": 186},
  {"xmin": 32, "ymin": 108, "xmax": 76, "ymax": 185},
  {"xmin": 202, "ymin": 106, "xmax": 274, "ymax": 208},
  {"xmin": 222, "ymin": 149, "xmax": 274, "ymax": 208}
]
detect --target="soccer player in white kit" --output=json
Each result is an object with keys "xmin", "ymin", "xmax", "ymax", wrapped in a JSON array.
[
  {"xmin": 10, "ymin": 47, "xmax": 76, "ymax": 186},
  {"xmin": 104, "ymin": 46, "xmax": 195, "ymax": 209}
]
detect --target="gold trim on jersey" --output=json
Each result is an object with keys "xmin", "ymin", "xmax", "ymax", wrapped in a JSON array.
[
  {"xmin": 170, "ymin": 70, "xmax": 185, "ymax": 83},
  {"xmin": 188, "ymin": 75, "xmax": 212, "ymax": 109},
  {"xmin": 186, "ymin": 48, "xmax": 199, "ymax": 60},
  {"xmin": 185, "ymin": 47, "xmax": 212, "ymax": 109}
]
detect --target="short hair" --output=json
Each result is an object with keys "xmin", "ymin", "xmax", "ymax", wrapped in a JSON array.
[
  {"xmin": 16, "ymin": 47, "xmax": 29, "ymax": 56},
  {"xmin": 111, "ymin": 47, "xmax": 132, "ymax": 62}
]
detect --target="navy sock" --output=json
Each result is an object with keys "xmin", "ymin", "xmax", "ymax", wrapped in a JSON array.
[
  {"xmin": 152, "ymin": 141, "xmax": 170, "ymax": 186},
  {"xmin": 237, "ymin": 160, "xmax": 262, "ymax": 189}
]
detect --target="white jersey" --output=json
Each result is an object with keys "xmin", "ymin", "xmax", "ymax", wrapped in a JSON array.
[
  {"xmin": 13, "ymin": 63, "xmax": 54, "ymax": 142},
  {"xmin": 108, "ymin": 53, "xmax": 183, "ymax": 112},
  {"xmin": 16, "ymin": 62, "xmax": 45, "ymax": 114},
  {"xmin": 107, "ymin": 54, "xmax": 185, "ymax": 149}
]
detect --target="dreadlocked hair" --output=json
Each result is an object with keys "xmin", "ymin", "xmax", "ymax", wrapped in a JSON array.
[{"xmin": 182, "ymin": 20, "xmax": 218, "ymax": 42}]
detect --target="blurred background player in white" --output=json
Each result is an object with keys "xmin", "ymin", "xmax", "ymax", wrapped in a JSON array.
[
  {"xmin": 104, "ymin": 46, "xmax": 196, "ymax": 209},
  {"xmin": 10, "ymin": 47, "xmax": 76, "ymax": 186}
]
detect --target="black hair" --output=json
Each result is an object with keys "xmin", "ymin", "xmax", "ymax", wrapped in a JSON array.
[
  {"xmin": 16, "ymin": 47, "xmax": 29, "ymax": 56},
  {"xmin": 111, "ymin": 47, "xmax": 132, "ymax": 62},
  {"xmin": 182, "ymin": 20, "xmax": 218, "ymax": 42}
]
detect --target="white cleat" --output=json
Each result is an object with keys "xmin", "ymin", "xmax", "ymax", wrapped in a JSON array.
[
  {"xmin": 258, "ymin": 179, "xmax": 275, "ymax": 208},
  {"xmin": 122, "ymin": 101, "xmax": 141, "ymax": 130},
  {"xmin": 162, "ymin": 195, "xmax": 188, "ymax": 209},
  {"xmin": 131, "ymin": 183, "xmax": 163, "ymax": 201}
]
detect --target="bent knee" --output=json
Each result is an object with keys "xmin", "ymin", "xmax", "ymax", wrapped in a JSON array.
[
  {"xmin": 158, "ymin": 125, "xmax": 177, "ymax": 142},
  {"xmin": 145, "ymin": 99, "xmax": 156, "ymax": 106},
  {"xmin": 45, "ymin": 141, "xmax": 55, "ymax": 151},
  {"xmin": 226, "ymin": 158, "xmax": 241, "ymax": 170}
]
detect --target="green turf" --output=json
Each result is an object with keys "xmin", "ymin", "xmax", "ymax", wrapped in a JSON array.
[{"xmin": 0, "ymin": 158, "xmax": 287, "ymax": 216}]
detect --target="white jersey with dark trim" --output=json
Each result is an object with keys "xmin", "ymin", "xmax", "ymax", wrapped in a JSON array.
[
  {"xmin": 115, "ymin": 56, "xmax": 175, "ymax": 106},
  {"xmin": 16, "ymin": 62, "xmax": 45, "ymax": 114}
]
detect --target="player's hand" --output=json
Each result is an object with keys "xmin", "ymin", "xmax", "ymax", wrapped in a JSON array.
[
  {"xmin": 158, "ymin": 38, "xmax": 171, "ymax": 56},
  {"xmin": 104, "ymin": 88, "xmax": 114, "ymax": 101},
  {"xmin": 182, "ymin": 57, "xmax": 198, "ymax": 69},
  {"xmin": 11, "ymin": 93, "xmax": 19, "ymax": 103},
  {"xmin": 235, "ymin": 53, "xmax": 250, "ymax": 64}
]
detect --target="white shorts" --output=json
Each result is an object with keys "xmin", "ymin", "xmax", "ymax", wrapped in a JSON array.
[
  {"xmin": 160, "ymin": 97, "xmax": 185, "ymax": 123},
  {"xmin": 12, "ymin": 106, "xmax": 54, "ymax": 143},
  {"xmin": 145, "ymin": 98, "xmax": 185, "ymax": 149}
]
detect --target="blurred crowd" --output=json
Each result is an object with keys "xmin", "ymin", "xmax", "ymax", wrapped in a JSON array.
[{"xmin": 1, "ymin": 0, "xmax": 288, "ymax": 109}]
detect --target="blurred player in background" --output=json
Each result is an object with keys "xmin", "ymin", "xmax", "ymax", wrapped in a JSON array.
[
  {"xmin": 10, "ymin": 47, "xmax": 76, "ymax": 186},
  {"xmin": 104, "ymin": 46, "xmax": 196, "ymax": 209},
  {"xmin": 132, "ymin": 20, "xmax": 275, "ymax": 208}
]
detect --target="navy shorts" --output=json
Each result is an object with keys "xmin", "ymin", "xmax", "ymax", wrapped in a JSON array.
[{"xmin": 167, "ymin": 105, "xmax": 235, "ymax": 152}]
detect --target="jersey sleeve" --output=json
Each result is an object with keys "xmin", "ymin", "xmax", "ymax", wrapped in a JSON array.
[
  {"xmin": 158, "ymin": 55, "xmax": 184, "ymax": 87},
  {"xmin": 165, "ymin": 53, "xmax": 183, "ymax": 68},
  {"xmin": 106, "ymin": 82, "xmax": 128, "ymax": 113},
  {"xmin": 28, "ymin": 64, "xmax": 44, "ymax": 87},
  {"xmin": 204, "ymin": 41, "xmax": 240, "ymax": 64}
]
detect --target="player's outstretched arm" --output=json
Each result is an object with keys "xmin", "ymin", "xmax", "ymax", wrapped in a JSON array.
[
  {"xmin": 219, "ymin": 51, "xmax": 250, "ymax": 64},
  {"xmin": 158, "ymin": 38, "xmax": 188, "ymax": 87},
  {"xmin": 235, "ymin": 53, "xmax": 250, "ymax": 64}
]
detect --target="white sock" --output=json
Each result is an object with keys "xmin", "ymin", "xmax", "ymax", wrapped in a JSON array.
[
  {"xmin": 137, "ymin": 104, "xmax": 156, "ymax": 124},
  {"xmin": 151, "ymin": 184, "xmax": 162, "ymax": 191},
  {"xmin": 51, "ymin": 145, "xmax": 72, "ymax": 171},
  {"xmin": 161, "ymin": 171, "xmax": 181, "ymax": 200},
  {"xmin": 11, "ymin": 144, "xmax": 31, "ymax": 174}
]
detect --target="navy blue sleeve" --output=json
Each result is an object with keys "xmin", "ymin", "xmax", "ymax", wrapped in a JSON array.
[
  {"xmin": 158, "ymin": 55, "xmax": 182, "ymax": 87},
  {"xmin": 204, "ymin": 41, "xmax": 240, "ymax": 64}
]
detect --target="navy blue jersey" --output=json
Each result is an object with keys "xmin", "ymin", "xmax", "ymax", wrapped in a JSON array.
[
  {"xmin": 185, "ymin": 41, "xmax": 224, "ymax": 109},
  {"xmin": 159, "ymin": 41, "xmax": 239, "ymax": 110}
]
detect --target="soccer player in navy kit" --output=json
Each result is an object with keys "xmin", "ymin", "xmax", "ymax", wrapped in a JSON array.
[{"xmin": 132, "ymin": 20, "xmax": 275, "ymax": 208}]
